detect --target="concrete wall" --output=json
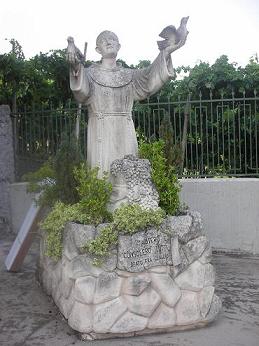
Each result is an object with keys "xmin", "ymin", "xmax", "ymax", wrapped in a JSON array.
[
  {"xmin": 9, "ymin": 179, "xmax": 259, "ymax": 255},
  {"xmin": 0, "ymin": 105, "xmax": 14, "ymax": 230},
  {"xmin": 180, "ymin": 178, "xmax": 259, "ymax": 255}
]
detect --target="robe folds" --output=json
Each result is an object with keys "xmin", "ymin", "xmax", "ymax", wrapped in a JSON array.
[
  {"xmin": 70, "ymin": 51, "xmax": 175, "ymax": 207},
  {"xmin": 70, "ymin": 51, "xmax": 175, "ymax": 175}
]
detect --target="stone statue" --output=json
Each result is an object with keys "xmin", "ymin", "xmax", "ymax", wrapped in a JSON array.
[{"xmin": 66, "ymin": 24, "xmax": 188, "ymax": 207}]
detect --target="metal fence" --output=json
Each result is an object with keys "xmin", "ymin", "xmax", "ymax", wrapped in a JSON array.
[{"xmin": 13, "ymin": 92, "xmax": 259, "ymax": 178}]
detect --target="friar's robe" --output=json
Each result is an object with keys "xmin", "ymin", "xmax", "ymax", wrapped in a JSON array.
[{"xmin": 70, "ymin": 51, "xmax": 175, "ymax": 207}]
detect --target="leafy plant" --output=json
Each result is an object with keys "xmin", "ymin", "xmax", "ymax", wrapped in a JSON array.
[
  {"xmin": 85, "ymin": 204, "xmax": 165, "ymax": 259},
  {"xmin": 23, "ymin": 133, "xmax": 84, "ymax": 206},
  {"xmin": 41, "ymin": 163, "xmax": 113, "ymax": 260},
  {"xmin": 73, "ymin": 163, "xmax": 113, "ymax": 225},
  {"xmin": 139, "ymin": 139, "xmax": 181, "ymax": 215}
]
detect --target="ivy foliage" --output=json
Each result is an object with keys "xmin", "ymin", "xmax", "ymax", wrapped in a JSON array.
[{"xmin": 85, "ymin": 204, "xmax": 166, "ymax": 258}]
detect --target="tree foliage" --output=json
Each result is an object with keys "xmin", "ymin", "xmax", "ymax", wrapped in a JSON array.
[{"xmin": 1, "ymin": 38, "xmax": 259, "ymax": 109}]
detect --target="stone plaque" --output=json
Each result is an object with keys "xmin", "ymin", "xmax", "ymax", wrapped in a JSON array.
[{"xmin": 117, "ymin": 229, "xmax": 172, "ymax": 272}]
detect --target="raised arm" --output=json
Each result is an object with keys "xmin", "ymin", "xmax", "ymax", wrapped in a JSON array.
[
  {"xmin": 66, "ymin": 37, "xmax": 90, "ymax": 103},
  {"xmin": 133, "ymin": 20, "xmax": 188, "ymax": 101}
]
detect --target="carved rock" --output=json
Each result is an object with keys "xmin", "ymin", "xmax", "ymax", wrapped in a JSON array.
[
  {"xmin": 94, "ymin": 272, "xmax": 122, "ymax": 304},
  {"xmin": 68, "ymin": 301, "xmax": 92, "ymax": 333},
  {"xmin": 175, "ymin": 260, "xmax": 205, "ymax": 291},
  {"xmin": 111, "ymin": 311, "xmax": 148, "ymax": 333},
  {"xmin": 183, "ymin": 236, "xmax": 209, "ymax": 264},
  {"xmin": 148, "ymin": 303, "xmax": 176, "ymax": 329},
  {"xmin": 175, "ymin": 291, "xmax": 201, "ymax": 325},
  {"xmin": 122, "ymin": 273, "xmax": 151, "ymax": 296},
  {"xmin": 198, "ymin": 286, "xmax": 215, "ymax": 318},
  {"xmin": 150, "ymin": 273, "xmax": 181, "ymax": 307},
  {"xmin": 38, "ymin": 209, "xmax": 221, "ymax": 338},
  {"xmin": 93, "ymin": 297, "xmax": 127, "ymax": 333},
  {"xmin": 74, "ymin": 276, "xmax": 96, "ymax": 304},
  {"xmin": 124, "ymin": 286, "xmax": 161, "ymax": 317}
]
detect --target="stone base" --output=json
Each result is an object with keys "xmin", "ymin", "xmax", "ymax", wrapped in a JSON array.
[{"xmin": 38, "ymin": 211, "xmax": 221, "ymax": 339}]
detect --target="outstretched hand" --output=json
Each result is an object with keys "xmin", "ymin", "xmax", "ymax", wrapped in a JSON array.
[
  {"xmin": 165, "ymin": 31, "xmax": 189, "ymax": 55},
  {"xmin": 66, "ymin": 36, "xmax": 80, "ymax": 66}
]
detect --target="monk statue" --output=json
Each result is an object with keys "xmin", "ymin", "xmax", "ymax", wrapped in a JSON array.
[{"xmin": 66, "ymin": 24, "xmax": 188, "ymax": 209}]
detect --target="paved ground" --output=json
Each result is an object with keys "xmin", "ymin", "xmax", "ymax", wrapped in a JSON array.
[{"xmin": 0, "ymin": 230, "xmax": 259, "ymax": 346}]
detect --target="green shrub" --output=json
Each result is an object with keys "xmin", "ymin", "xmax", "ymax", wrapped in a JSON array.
[
  {"xmin": 85, "ymin": 204, "xmax": 166, "ymax": 259},
  {"xmin": 41, "ymin": 163, "xmax": 113, "ymax": 260},
  {"xmin": 139, "ymin": 139, "xmax": 180, "ymax": 215},
  {"xmin": 113, "ymin": 203, "xmax": 166, "ymax": 234},
  {"xmin": 74, "ymin": 164, "xmax": 113, "ymax": 225},
  {"xmin": 23, "ymin": 133, "xmax": 84, "ymax": 206}
]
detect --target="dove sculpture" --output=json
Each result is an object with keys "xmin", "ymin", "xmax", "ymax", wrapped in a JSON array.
[
  {"xmin": 157, "ymin": 16, "xmax": 189, "ymax": 51},
  {"xmin": 66, "ymin": 36, "xmax": 85, "ymax": 64}
]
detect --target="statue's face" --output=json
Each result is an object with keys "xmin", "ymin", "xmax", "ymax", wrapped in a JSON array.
[{"xmin": 96, "ymin": 32, "xmax": 121, "ymax": 58}]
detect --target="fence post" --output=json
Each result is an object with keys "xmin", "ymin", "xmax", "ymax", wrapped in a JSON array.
[
  {"xmin": 0, "ymin": 105, "xmax": 15, "ymax": 232},
  {"xmin": 180, "ymin": 95, "xmax": 190, "ymax": 174}
]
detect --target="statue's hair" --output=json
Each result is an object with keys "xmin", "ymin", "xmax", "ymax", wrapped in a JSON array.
[{"xmin": 96, "ymin": 31, "xmax": 119, "ymax": 46}]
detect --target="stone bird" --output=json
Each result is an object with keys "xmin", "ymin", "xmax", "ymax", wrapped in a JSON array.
[
  {"xmin": 157, "ymin": 16, "xmax": 189, "ymax": 51},
  {"xmin": 66, "ymin": 36, "xmax": 85, "ymax": 64}
]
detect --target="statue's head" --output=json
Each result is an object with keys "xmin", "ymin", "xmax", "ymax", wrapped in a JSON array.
[{"xmin": 96, "ymin": 31, "xmax": 121, "ymax": 58}]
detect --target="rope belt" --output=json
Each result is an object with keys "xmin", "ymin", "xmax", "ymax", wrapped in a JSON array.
[{"xmin": 89, "ymin": 111, "xmax": 132, "ymax": 120}]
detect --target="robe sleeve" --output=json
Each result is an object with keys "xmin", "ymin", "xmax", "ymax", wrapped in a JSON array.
[
  {"xmin": 132, "ymin": 50, "xmax": 175, "ymax": 101},
  {"xmin": 69, "ymin": 65, "xmax": 91, "ymax": 104}
]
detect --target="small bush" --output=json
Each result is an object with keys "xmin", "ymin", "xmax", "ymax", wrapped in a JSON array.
[
  {"xmin": 23, "ymin": 133, "xmax": 84, "ymax": 206},
  {"xmin": 85, "ymin": 204, "xmax": 166, "ymax": 259},
  {"xmin": 41, "ymin": 163, "xmax": 113, "ymax": 260},
  {"xmin": 139, "ymin": 139, "xmax": 180, "ymax": 215}
]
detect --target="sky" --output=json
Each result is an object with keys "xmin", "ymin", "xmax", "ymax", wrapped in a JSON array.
[{"xmin": 0, "ymin": 0, "xmax": 259, "ymax": 68}]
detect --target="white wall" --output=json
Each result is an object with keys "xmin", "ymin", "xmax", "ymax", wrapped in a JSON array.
[
  {"xmin": 10, "ymin": 179, "xmax": 259, "ymax": 254},
  {"xmin": 180, "ymin": 178, "xmax": 259, "ymax": 255}
]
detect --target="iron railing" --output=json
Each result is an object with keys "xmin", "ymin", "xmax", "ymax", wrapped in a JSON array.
[{"xmin": 13, "ymin": 91, "xmax": 259, "ymax": 178}]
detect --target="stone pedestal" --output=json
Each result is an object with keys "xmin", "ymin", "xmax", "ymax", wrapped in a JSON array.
[{"xmin": 38, "ymin": 211, "xmax": 221, "ymax": 340}]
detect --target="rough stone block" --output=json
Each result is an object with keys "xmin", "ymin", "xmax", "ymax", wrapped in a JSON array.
[
  {"xmin": 74, "ymin": 276, "xmax": 96, "ymax": 304},
  {"xmin": 148, "ymin": 265, "xmax": 168, "ymax": 274},
  {"xmin": 117, "ymin": 229, "xmax": 172, "ymax": 272},
  {"xmin": 175, "ymin": 291, "xmax": 201, "ymax": 325},
  {"xmin": 204, "ymin": 294, "xmax": 222, "ymax": 322},
  {"xmin": 93, "ymin": 297, "xmax": 127, "ymax": 333},
  {"xmin": 171, "ymin": 236, "xmax": 181, "ymax": 266},
  {"xmin": 111, "ymin": 311, "xmax": 148, "ymax": 333},
  {"xmin": 175, "ymin": 260, "xmax": 205, "ymax": 291},
  {"xmin": 72, "ymin": 223, "xmax": 96, "ymax": 251},
  {"xmin": 68, "ymin": 301, "xmax": 92, "ymax": 333},
  {"xmin": 94, "ymin": 272, "xmax": 122, "ymax": 304},
  {"xmin": 198, "ymin": 286, "xmax": 215, "ymax": 318},
  {"xmin": 61, "ymin": 261, "xmax": 74, "ymax": 298},
  {"xmin": 166, "ymin": 214, "xmax": 192, "ymax": 241},
  {"xmin": 124, "ymin": 286, "xmax": 161, "ymax": 317},
  {"xmin": 170, "ymin": 247, "xmax": 189, "ymax": 278},
  {"xmin": 204, "ymin": 263, "xmax": 216, "ymax": 287},
  {"xmin": 67, "ymin": 255, "xmax": 102, "ymax": 279},
  {"xmin": 101, "ymin": 250, "xmax": 118, "ymax": 271},
  {"xmin": 183, "ymin": 236, "xmax": 209, "ymax": 264},
  {"xmin": 58, "ymin": 293, "xmax": 75, "ymax": 319},
  {"xmin": 148, "ymin": 303, "xmax": 176, "ymax": 329},
  {"xmin": 150, "ymin": 273, "xmax": 181, "ymax": 307},
  {"xmin": 198, "ymin": 245, "xmax": 212, "ymax": 264},
  {"xmin": 122, "ymin": 273, "xmax": 151, "ymax": 296}
]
